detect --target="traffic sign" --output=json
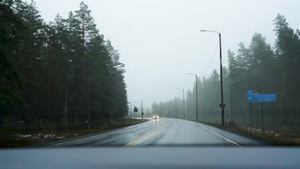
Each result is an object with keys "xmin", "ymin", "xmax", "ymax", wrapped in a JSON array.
[
  {"xmin": 248, "ymin": 90, "xmax": 259, "ymax": 102},
  {"xmin": 247, "ymin": 90, "xmax": 276, "ymax": 102},
  {"xmin": 183, "ymin": 110, "xmax": 186, "ymax": 114},
  {"xmin": 259, "ymin": 94, "xmax": 276, "ymax": 102},
  {"xmin": 134, "ymin": 107, "xmax": 138, "ymax": 112}
]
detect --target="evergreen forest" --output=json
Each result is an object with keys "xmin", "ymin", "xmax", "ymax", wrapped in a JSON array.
[{"xmin": 0, "ymin": 0, "xmax": 128, "ymax": 131}]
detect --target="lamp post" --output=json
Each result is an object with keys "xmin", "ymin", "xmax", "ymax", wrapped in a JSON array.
[
  {"xmin": 141, "ymin": 98, "xmax": 147, "ymax": 120},
  {"xmin": 187, "ymin": 73, "xmax": 199, "ymax": 121},
  {"xmin": 176, "ymin": 88, "xmax": 185, "ymax": 119},
  {"xmin": 200, "ymin": 30, "xmax": 225, "ymax": 125}
]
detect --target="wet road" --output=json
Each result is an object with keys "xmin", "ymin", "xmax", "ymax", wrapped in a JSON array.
[{"xmin": 47, "ymin": 118, "xmax": 263, "ymax": 147}]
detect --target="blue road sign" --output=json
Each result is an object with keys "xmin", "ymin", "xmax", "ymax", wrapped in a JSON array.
[
  {"xmin": 247, "ymin": 91, "xmax": 276, "ymax": 102},
  {"xmin": 259, "ymin": 94, "xmax": 276, "ymax": 102},
  {"xmin": 248, "ymin": 94, "xmax": 260, "ymax": 102},
  {"xmin": 247, "ymin": 90, "xmax": 260, "ymax": 102}
]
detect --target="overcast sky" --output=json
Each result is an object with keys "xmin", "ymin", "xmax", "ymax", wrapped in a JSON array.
[{"xmin": 25, "ymin": 0, "xmax": 300, "ymax": 109}]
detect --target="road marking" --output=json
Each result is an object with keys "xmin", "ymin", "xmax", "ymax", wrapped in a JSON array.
[
  {"xmin": 124, "ymin": 120, "xmax": 168, "ymax": 147},
  {"xmin": 46, "ymin": 133, "xmax": 105, "ymax": 147},
  {"xmin": 197, "ymin": 124, "xmax": 242, "ymax": 147},
  {"xmin": 46, "ymin": 123, "xmax": 148, "ymax": 147}
]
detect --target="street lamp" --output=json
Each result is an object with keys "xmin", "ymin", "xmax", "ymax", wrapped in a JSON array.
[
  {"xmin": 176, "ymin": 88, "xmax": 186, "ymax": 119},
  {"xmin": 200, "ymin": 30, "xmax": 225, "ymax": 125},
  {"xmin": 141, "ymin": 98, "xmax": 147, "ymax": 120},
  {"xmin": 187, "ymin": 73, "xmax": 199, "ymax": 121}
]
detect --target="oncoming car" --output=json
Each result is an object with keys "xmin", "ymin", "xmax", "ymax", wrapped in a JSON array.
[{"xmin": 152, "ymin": 114, "xmax": 159, "ymax": 119}]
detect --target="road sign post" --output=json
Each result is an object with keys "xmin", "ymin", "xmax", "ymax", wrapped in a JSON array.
[
  {"xmin": 250, "ymin": 102, "xmax": 252, "ymax": 133},
  {"xmin": 261, "ymin": 102, "xmax": 264, "ymax": 135},
  {"xmin": 247, "ymin": 90, "xmax": 276, "ymax": 134},
  {"xmin": 272, "ymin": 102, "xmax": 275, "ymax": 136}
]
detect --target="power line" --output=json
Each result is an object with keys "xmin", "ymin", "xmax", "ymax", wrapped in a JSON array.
[
  {"xmin": 199, "ymin": 43, "xmax": 219, "ymax": 78},
  {"xmin": 231, "ymin": 47, "xmax": 300, "ymax": 84}
]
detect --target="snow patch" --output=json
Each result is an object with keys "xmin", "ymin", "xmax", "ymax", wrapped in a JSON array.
[{"xmin": 17, "ymin": 134, "xmax": 31, "ymax": 138}]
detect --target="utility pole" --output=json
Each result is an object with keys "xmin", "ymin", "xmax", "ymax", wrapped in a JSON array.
[
  {"xmin": 200, "ymin": 30, "xmax": 226, "ymax": 125},
  {"xmin": 187, "ymin": 73, "xmax": 199, "ymax": 121}
]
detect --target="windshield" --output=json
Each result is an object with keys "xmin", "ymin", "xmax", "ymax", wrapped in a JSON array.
[{"xmin": 1, "ymin": 0, "xmax": 300, "ymax": 148}]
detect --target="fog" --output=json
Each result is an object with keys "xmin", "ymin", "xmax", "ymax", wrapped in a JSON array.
[{"xmin": 28, "ymin": 0, "xmax": 300, "ymax": 109}]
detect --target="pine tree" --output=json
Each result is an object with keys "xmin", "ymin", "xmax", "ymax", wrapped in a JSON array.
[
  {"xmin": 0, "ymin": 0, "xmax": 25, "ymax": 114},
  {"xmin": 273, "ymin": 14, "xmax": 300, "ymax": 125}
]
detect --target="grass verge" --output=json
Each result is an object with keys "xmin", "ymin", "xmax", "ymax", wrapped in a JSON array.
[
  {"xmin": 0, "ymin": 119, "xmax": 147, "ymax": 148},
  {"xmin": 200, "ymin": 121, "xmax": 300, "ymax": 146}
]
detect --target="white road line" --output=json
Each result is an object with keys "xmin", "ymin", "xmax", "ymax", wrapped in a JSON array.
[{"xmin": 197, "ymin": 124, "xmax": 242, "ymax": 147}]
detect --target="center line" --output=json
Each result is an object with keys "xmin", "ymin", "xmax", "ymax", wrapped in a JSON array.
[{"xmin": 124, "ymin": 120, "xmax": 168, "ymax": 147}]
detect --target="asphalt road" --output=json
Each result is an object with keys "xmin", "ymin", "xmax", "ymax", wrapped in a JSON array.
[{"xmin": 47, "ymin": 118, "xmax": 263, "ymax": 147}]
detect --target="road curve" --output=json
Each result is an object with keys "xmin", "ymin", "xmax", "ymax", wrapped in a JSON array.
[{"xmin": 47, "ymin": 118, "xmax": 263, "ymax": 147}]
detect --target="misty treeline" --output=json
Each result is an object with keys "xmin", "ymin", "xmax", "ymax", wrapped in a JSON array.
[
  {"xmin": 152, "ymin": 14, "xmax": 300, "ymax": 134},
  {"xmin": 0, "ymin": 0, "xmax": 128, "ymax": 130}
]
